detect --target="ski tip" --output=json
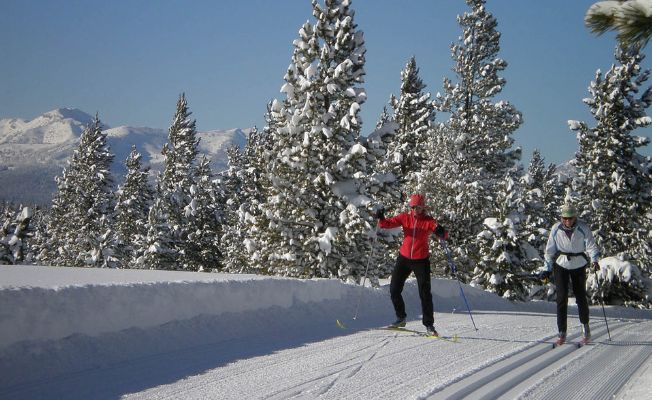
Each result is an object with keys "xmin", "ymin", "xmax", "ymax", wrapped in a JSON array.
[{"xmin": 336, "ymin": 319, "xmax": 346, "ymax": 329}]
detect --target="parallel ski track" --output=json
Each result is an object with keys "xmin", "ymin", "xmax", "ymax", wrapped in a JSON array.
[
  {"xmin": 427, "ymin": 320, "xmax": 652, "ymax": 400},
  {"xmin": 516, "ymin": 320, "xmax": 652, "ymax": 400}
]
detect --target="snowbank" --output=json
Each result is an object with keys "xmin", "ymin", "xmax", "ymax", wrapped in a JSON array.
[{"xmin": 0, "ymin": 266, "xmax": 355, "ymax": 348}]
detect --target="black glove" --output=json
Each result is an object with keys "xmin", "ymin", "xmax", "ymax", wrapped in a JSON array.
[
  {"xmin": 538, "ymin": 270, "xmax": 551, "ymax": 281},
  {"xmin": 591, "ymin": 261, "xmax": 600, "ymax": 272},
  {"xmin": 375, "ymin": 208, "xmax": 385, "ymax": 220},
  {"xmin": 434, "ymin": 224, "xmax": 447, "ymax": 240}
]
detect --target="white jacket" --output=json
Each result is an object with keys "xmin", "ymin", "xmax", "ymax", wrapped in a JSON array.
[{"xmin": 544, "ymin": 220, "xmax": 600, "ymax": 271}]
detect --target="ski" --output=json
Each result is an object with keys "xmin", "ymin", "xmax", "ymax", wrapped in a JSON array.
[{"xmin": 380, "ymin": 326, "xmax": 460, "ymax": 343}]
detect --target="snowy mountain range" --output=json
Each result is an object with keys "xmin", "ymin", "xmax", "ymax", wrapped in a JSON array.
[{"xmin": 0, "ymin": 108, "xmax": 248, "ymax": 205}]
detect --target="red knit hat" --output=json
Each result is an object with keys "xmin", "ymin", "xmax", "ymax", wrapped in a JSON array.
[{"xmin": 409, "ymin": 194, "xmax": 425, "ymax": 207}]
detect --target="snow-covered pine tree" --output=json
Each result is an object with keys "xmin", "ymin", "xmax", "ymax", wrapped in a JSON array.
[
  {"xmin": 421, "ymin": 0, "xmax": 523, "ymax": 280},
  {"xmin": 1, "ymin": 203, "xmax": 15, "ymax": 264},
  {"xmin": 141, "ymin": 94, "xmax": 201, "ymax": 271},
  {"xmin": 254, "ymin": 0, "xmax": 376, "ymax": 282},
  {"xmin": 518, "ymin": 150, "xmax": 564, "ymax": 299},
  {"xmin": 473, "ymin": 170, "xmax": 531, "ymax": 300},
  {"xmin": 375, "ymin": 105, "xmax": 392, "ymax": 130},
  {"xmin": 221, "ymin": 145, "xmax": 249, "ymax": 273},
  {"xmin": 113, "ymin": 146, "xmax": 154, "ymax": 268},
  {"xmin": 570, "ymin": 46, "xmax": 652, "ymax": 305},
  {"xmin": 31, "ymin": 205, "xmax": 50, "ymax": 264},
  {"xmin": 221, "ymin": 125, "xmax": 270, "ymax": 273},
  {"xmin": 308, "ymin": 0, "xmax": 378, "ymax": 282},
  {"xmin": 0, "ymin": 203, "xmax": 34, "ymax": 264},
  {"xmin": 385, "ymin": 56, "xmax": 435, "ymax": 200},
  {"xmin": 183, "ymin": 156, "xmax": 223, "ymax": 271},
  {"xmin": 139, "ymin": 197, "xmax": 177, "ymax": 270},
  {"xmin": 521, "ymin": 150, "xmax": 552, "ymax": 264},
  {"xmin": 245, "ymin": 21, "xmax": 319, "ymax": 276},
  {"xmin": 526, "ymin": 150, "xmax": 546, "ymax": 195},
  {"xmin": 38, "ymin": 114, "xmax": 116, "ymax": 268},
  {"xmin": 21, "ymin": 205, "xmax": 43, "ymax": 263},
  {"xmin": 541, "ymin": 163, "xmax": 565, "ymax": 232},
  {"xmin": 37, "ymin": 158, "xmax": 79, "ymax": 265}
]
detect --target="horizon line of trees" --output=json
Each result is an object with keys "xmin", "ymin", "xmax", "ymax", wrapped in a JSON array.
[{"xmin": 1, "ymin": 0, "xmax": 651, "ymax": 308}]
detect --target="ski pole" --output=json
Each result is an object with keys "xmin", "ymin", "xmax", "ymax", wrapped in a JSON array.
[
  {"xmin": 594, "ymin": 270, "xmax": 612, "ymax": 341},
  {"xmin": 353, "ymin": 226, "xmax": 379, "ymax": 320},
  {"xmin": 441, "ymin": 240, "xmax": 479, "ymax": 331}
]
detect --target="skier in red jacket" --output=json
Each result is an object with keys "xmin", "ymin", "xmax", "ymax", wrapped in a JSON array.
[{"xmin": 377, "ymin": 194, "xmax": 448, "ymax": 336}]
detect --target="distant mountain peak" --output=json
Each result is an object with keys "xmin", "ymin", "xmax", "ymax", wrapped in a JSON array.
[{"xmin": 41, "ymin": 108, "xmax": 96, "ymax": 124}]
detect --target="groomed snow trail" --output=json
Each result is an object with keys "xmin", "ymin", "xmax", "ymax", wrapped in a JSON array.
[
  {"xmin": 2, "ymin": 268, "xmax": 651, "ymax": 400},
  {"xmin": 121, "ymin": 313, "xmax": 652, "ymax": 400}
]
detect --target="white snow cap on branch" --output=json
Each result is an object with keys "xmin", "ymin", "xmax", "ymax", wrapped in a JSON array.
[
  {"xmin": 568, "ymin": 120, "xmax": 583, "ymax": 130},
  {"xmin": 305, "ymin": 63, "xmax": 318, "ymax": 79},
  {"xmin": 317, "ymin": 227, "xmax": 338, "ymax": 255},
  {"xmin": 349, "ymin": 102, "xmax": 360, "ymax": 117},
  {"xmin": 588, "ymin": 1, "xmax": 622, "ymax": 17},
  {"xmin": 20, "ymin": 207, "xmax": 33, "ymax": 221},
  {"xmin": 280, "ymin": 83, "xmax": 295, "ymax": 98},
  {"xmin": 588, "ymin": 0, "xmax": 652, "ymax": 20},
  {"xmin": 483, "ymin": 217, "xmax": 501, "ymax": 232}
]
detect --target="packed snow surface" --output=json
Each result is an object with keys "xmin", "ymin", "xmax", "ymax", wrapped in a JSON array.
[{"xmin": 1, "ymin": 265, "xmax": 651, "ymax": 399}]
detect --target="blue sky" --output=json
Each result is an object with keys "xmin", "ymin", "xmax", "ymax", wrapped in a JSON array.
[{"xmin": 1, "ymin": 0, "xmax": 651, "ymax": 165}]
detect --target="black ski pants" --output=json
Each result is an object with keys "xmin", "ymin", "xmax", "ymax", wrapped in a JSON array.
[
  {"xmin": 390, "ymin": 254, "xmax": 434, "ymax": 327},
  {"xmin": 554, "ymin": 264, "xmax": 590, "ymax": 334}
]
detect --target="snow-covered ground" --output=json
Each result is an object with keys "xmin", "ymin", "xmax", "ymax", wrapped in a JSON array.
[{"xmin": 1, "ymin": 265, "xmax": 651, "ymax": 400}]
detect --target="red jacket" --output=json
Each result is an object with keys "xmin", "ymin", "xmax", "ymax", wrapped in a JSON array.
[{"xmin": 379, "ymin": 211, "xmax": 448, "ymax": 260}]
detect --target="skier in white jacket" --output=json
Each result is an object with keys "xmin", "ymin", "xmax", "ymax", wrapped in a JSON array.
[{"xmin": 543, "ymin": 204, "xmax": 600, "ymax": 346}]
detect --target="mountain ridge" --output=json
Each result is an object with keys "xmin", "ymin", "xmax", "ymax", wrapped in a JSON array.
[{"xmin": 0, "ymin": 108, "xmax": 248, "ymax": 205}]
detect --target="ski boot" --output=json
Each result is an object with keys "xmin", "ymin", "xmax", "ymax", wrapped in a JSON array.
[
  {"xmin": 426, "ymin": 325, "xmax": 439, "ymax": 337},
  {"xmin": 389, "ymin": 317, "xmax": 406, "ymax": 328},
  {"xmin": 579, "ymin": 324, "xmax": 591, "ymax": 346}
]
